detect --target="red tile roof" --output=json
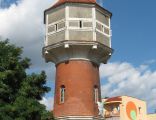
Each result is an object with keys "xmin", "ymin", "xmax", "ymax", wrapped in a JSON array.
[
  {"xmin": 105, "ymin": 96, "xmax": 122, "ymax": 103},
  {"xmin": 53, "ymin": 0, "xmax": 96, "ymax": 8}
]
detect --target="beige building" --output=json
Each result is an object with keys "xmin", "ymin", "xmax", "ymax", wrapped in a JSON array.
[
  {"xmin": 147, "ymin": 114, "xmax": 156, "ymax": 120},
  {"xmin": 102, "ymin": 96, "xmax": 156, "ymax": 120}
]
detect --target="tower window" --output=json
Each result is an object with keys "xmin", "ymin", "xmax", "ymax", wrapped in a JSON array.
[
  {"xmin": 117, "ymin": 106, "xmax": 120, "ymax": 111},
  {"xmin": 55, "ymin": 24, "xmax": 58, "ymax": 31},
  {"xmin": 60, "ymin": 85, "xmax": 65, "ymax": 103},
  {"xmin": 79, "ymin": 21, "xmax": 82, "ymax": 28},
  {"xmin": 101, "ymin": 25, "xmax": 104, "ymax": 32},
  {"xmin": 94, "ymin": 85, "xmax": 99, "ymax": 103},
  {"xmin": 139, "ymin": 107, "xmax": 141, "ymax": 114}
]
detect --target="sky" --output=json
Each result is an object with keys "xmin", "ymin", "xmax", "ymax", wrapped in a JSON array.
[
  {"xmin": 0, "ymin": 0, "xmax": 156, "ymax": 113},
  {"xmin": 0, "ymin": 0, "xmax": 19, "ymax": 8}
]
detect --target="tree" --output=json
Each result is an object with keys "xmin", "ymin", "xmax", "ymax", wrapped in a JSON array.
[{"xmin": 0, "ymin": 40, "xmax": 54, "ymax": 120}]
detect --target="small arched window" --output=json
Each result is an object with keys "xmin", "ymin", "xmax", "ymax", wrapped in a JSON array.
[
  {"xmin": 60, "ymin": 85, "xmax": 65, "ymax": 103},
  {"xmin": 94, "ymin": 85, "xmax": 99, "ymax": 103}
]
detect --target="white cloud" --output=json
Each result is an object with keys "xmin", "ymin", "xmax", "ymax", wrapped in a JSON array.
[
  {"xmin": 144, "ymin": 59, "xmax": 156, "ymax": 65},
  {"xmin": 40, "ymin": 97, "xmax": 54, "ymax": 111},
  {"xmin": 100, "ymin": 62, "xmax": 156, "ymax": 112},
  {"xmin": 0, "ymin": 0, "xmax": 57, "ymax": 80}
]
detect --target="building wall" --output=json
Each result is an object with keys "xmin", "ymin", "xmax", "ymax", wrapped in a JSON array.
[
  {"xmin": 68, "ymin": 5, "xmax": 93, "ymax": 42},
  {"xmin": 69, "ymin": 31, "xmax": 93, "ymax": 41},
  {"xmin": 95, "ymin": 8, "xmax": 111, "ymax": 47},
  {"xmin": 96, "ymin": 31, "xmax": 110, "ymax": 46},
  {"xmin": 69, "ymin": 5, "xmax": 92, "ymax": 18},
  {"xmin": 45, "ymin": 3, "xmax": 111, "ymax": 48},
  {"xmin": 120, "ymin": 96, "xmax": 147, "ymax": 120},
  {"xmin": 46, "ymin": 6, "xmax": 66, "ymax": 45},
  {"xmin": 96, "ymin": 9, "xmax": 109, "ymax": 26},
  {"xmin": 47, "ymin": 6, "xmax": 65, "ymax": 24},
  {"xmin": 103, "ymin": 96, "xmax": 149, "ymax": 120},
  {"xmin": 147, "ymin": 114, "xmax": 156, "ymax": 120},
  {"xmin": 47, "ymin": 31, "xmax": 65, "ymax": 44}
]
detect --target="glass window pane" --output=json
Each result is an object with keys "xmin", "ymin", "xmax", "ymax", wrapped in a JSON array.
[{"xmin": 60, "ymin": 85, "xmax": 65, "ymax": 103}]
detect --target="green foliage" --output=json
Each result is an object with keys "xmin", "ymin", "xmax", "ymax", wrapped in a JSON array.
[{"xmin": 0, "ymin": 40, "xmax": 54, "ymax": 120}]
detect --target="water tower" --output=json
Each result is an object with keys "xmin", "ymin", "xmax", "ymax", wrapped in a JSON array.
[{"xmin": 43, "ymin": 0, "xmax": 113, "ymax": 119}]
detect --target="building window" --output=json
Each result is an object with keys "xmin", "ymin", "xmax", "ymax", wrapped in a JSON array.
[
  {"xmin": 55, "ymin": 24, "xmax": 58, "ymax": 31},
  {"xmin": 111, "ymin": 106, "xmax": 114, "ymax": 111},
  {"xmin": 101, "ymin": 25, "xmax": 104, "ymax": 32},
  {"xmin": 94, "ymin": 85, "xmax": 99, "ymax": 103},
  {"xmin": 139, "ymin": 107, "xmax": 141, "ymax": 114},
  {"xmin": 79, "ymin": 21, "xmax": 82, "ymax": 28},
  {"xmin": 117, "ymin": 106, "xmax": 120, "ymax": 111},
  {"xmin": 60, "ymin": 85, "xmax": 65, "ymax": 103}
]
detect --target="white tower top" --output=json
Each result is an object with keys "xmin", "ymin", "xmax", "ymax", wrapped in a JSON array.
[{"xmin": 43, "ymin": 0, "xmax": 113, "ymax": 65}]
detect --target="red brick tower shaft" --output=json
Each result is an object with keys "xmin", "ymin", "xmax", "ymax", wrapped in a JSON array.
[{"xmin": 54, "ymin": 60, "xmax": 101, "ymax": 117}]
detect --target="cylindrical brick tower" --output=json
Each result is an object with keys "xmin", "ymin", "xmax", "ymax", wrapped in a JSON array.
[{"xmin": 43, "ymin": 0, "xmax": 113, "ymax": 119}]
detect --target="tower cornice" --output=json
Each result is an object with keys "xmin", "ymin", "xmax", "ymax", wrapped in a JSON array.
[{"xmin": 43, "ymin": 40, "xmax": 113, "ymax": 65}]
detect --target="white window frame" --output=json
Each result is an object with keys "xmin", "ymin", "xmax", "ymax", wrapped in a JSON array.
[
  {"xmin": 96, "ymin": 20, "xmax": 111, "ymax": 37},
  {"xmin": 94, "ymin": 87, "xmax": 99, "ymax": 103},
  {"xmin": 60, "ymin": 86, "xmax": 65, "ymax": 103},
  {"xmin": 47, "ymin": 19, "xmax": 66, "ymax": 36},
  {"xmin": 68, "ymin": 18, "xmax": 93, "ymax": 30}
]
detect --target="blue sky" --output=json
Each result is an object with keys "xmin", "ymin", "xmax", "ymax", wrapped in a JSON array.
[
  {"xmin": 102, "ymin": 0, "xmax": 156, "ymax": 66},
  {"xmin": 0, "ymin": 0, "xmax": 156, "ymax": 113},
  {"xmin": 0, "ymin": 0, "xmax": 19, "ymax": 8}
]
